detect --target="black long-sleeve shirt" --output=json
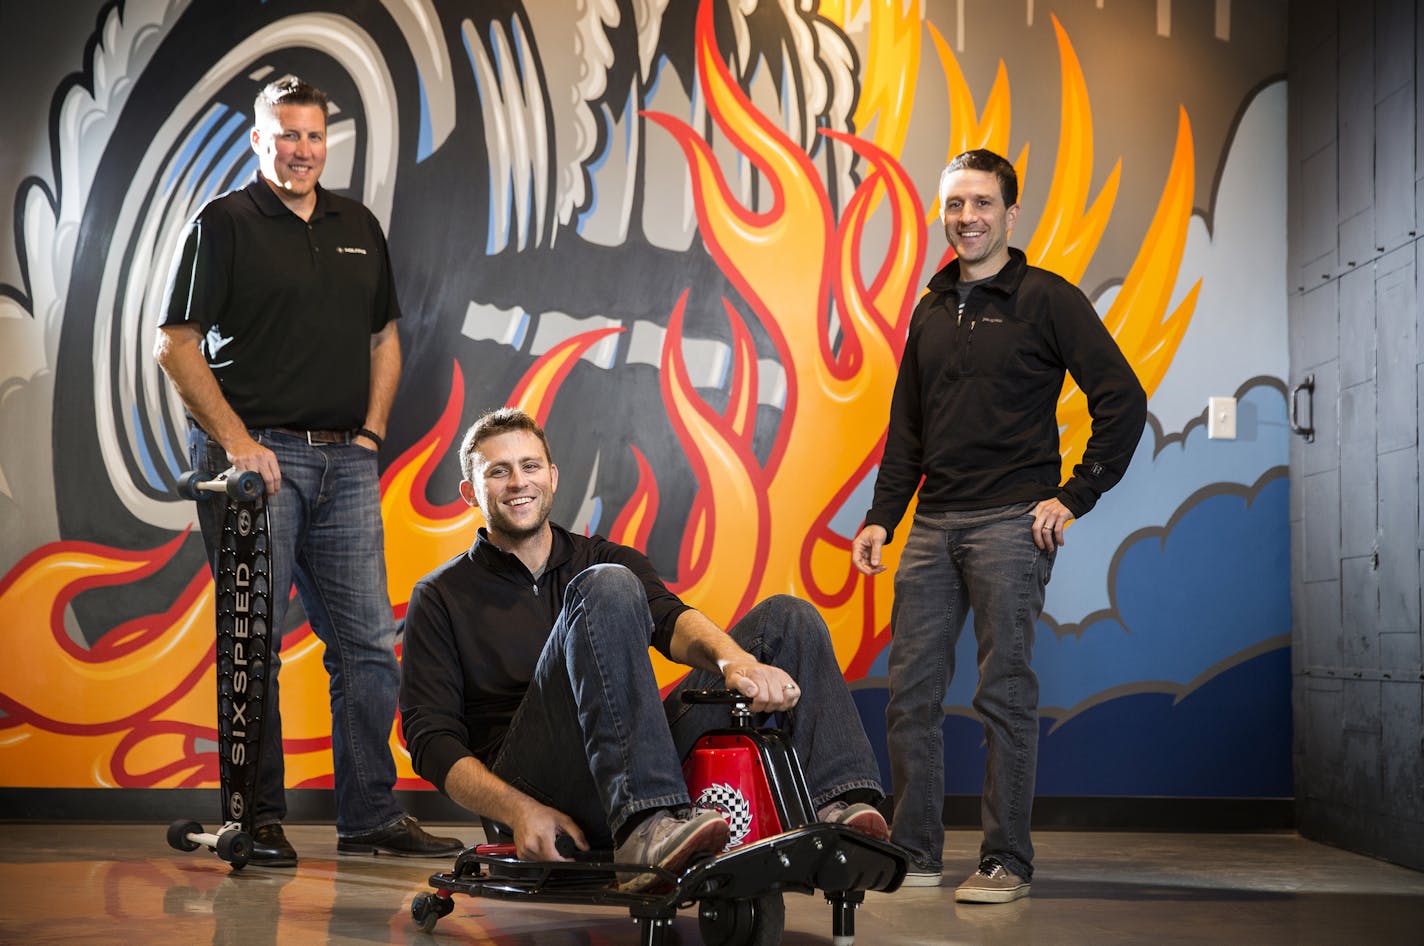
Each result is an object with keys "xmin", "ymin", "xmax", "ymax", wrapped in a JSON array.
[
  {"xmin": 865, "ymin": 249, "xmax": 1147, "ymax": 543},
  {"xmin": 398, "ymin": 524, "xmax": 691, "ymax": 794}
]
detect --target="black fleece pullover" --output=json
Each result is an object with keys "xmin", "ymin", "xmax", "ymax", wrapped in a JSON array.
[
  {"xmin": 398, "ymin": 524, "xmax": 690, "ymax": 794},
  {"xmin": 865, "ymin": 248, "xmax": 1147, "ymax": 543}
]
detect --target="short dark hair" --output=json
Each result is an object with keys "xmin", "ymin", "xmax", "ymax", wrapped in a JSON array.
[
  {"xmin": 941, "ymin": 149, "xmax": 1018, "ymax": 207},
  {"xmin": 254, "ymin": 75, "xmax": 329, "ymax": 125},
  {"xmin": 459, "ymin": 408, "xmax": 553, "ymax": 482}
]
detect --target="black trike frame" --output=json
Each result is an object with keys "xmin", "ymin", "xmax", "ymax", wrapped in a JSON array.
[{"xmin": 410, "ymin": 691, "xmax": 907, "ymax": 944}]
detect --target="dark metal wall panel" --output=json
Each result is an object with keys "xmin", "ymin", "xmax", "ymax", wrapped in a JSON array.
[
  {"xmin": 1289, "ymin": 0, "xmax": 1424, "ymax": 872},
  {"xmin": 1298, "ymin": 37, "xmax": 1340, "ymax": 155},
  {"xmin": 1338, "ymin": 265, "xmax": 1376, "ymax": 387},
  {"xmin": 1304, "ymin": 467, "xmax": 1343, "ymax": 580},
  {"xmin": 1300, "ymin": 147, "xmax": 1341, "ymax": 287},
  {"xmin": 1340, "ymin": 679, "xmax": 1383, "ymax": 806},
  {"xmin": 1374, "ymin": 0, "xmax": 1415, "ymax": 97},
  {"xmin": 1298, "ymin": 675, "xmax": 1346, "ymax": 778},
  {"xmin": 1417, "ymin": 177, "xmax": 1424, "ymax": 237},
  {"xmin": 1376, "ymin": 87, "xmax": 1417, "ymax": 252},
  {"xmin": 1379, "ymin": 629, "xmax": 1422, "ymax": 680},
  {"xmin": 1339, "ymin": 210, "xmax": 1376, "ymax": 270},
  {"xmin": 1376, "ymin": 446, "xmax": 1420, "ymax": 629},
  {"xmin": 1293, "ymin": 282, "xmax": 1340, "ymax": 373},
  {"xmin": 1340, "ymin": 556, "xmax": 1380, "ymax": 664},
  {"xmin": 1337, "ymin": 38, "xmax": 1376, "ymax": 221},
  {"xmin": 1379, "ymin": 679, "xmax": 1423, "ymax": 823},
  {"xmin": 1302, "ymin": 579, "xmax": 1344, "ymax": 667},
  {"xmin": 1375, "ymin": 252, "xmax": 1417, "ymax": 453},
  {"xmin": 1417, "ymin": 5, "xmax": 1424, "ymax": 188},
  {"xmin": 1338, "ymin": 382, "xmax": 1378, "ymax": 556}
]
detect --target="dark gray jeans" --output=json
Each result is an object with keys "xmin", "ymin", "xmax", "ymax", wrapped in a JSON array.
[
  {"xmin": 886, "ymin": 504, "xmax": 1054, "ymax": 880},
  {"xmin": 491, "ymin": 564, "xmax": 884, "ymax": 846}
]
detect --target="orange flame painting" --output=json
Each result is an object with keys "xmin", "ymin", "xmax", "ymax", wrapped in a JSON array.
[{"xmin": 0, "ymin": 0, "xmax": 1194, "ymax": 791}]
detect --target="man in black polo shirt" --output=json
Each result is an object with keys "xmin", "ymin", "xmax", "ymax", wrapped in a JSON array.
[
  {"xmin": 399, "ymin": 408, "xmax": 890, "ymax": 890},
  {"xmin": 154, "ymin": 76, "xmax": 461, "ymax": 866}
]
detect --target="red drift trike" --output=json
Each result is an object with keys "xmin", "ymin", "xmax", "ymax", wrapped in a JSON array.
[{"xmin": 410, "ymin": 689, "xmax": 907, "ymax": 945}]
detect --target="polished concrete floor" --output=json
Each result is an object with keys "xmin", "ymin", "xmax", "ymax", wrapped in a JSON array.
[{"xmin": 1, "ymin": 823, "xmax": 1421, "ymax": 945}]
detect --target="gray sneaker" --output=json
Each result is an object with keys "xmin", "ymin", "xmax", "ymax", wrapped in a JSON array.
[
  {"xmin": 816, "ymin": 800, "xmax": 890, "ymax": 840},
  {"xmin": 615, "ymin": 808, "xmax": 730, "ymax": 892},
  {"xmin": 954, "ymin": 857, "xmax": 1030, "ymax": 903}
]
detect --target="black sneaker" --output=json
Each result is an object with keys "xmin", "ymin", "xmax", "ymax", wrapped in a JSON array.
[
  {"xmin": 249, "ymin": 823, "xmax": 298, "ymax": 867},
  {"xmin": 337, "ymin": 816, "xmax": 464, "ymax": 857}
]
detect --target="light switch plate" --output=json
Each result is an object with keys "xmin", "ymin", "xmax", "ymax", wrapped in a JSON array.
[{"xmin": 1208, "ymin": 396, "xmax": 1237, "ymax": 440}]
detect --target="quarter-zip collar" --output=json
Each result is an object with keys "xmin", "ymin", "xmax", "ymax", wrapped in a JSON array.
[
  {"xmin": 927, "ymin": 246, "xmax": 1029, "ymax": 298},
  {"xmin": 469, "ymin": 523, "xmax": 574, "ymax": 587}
]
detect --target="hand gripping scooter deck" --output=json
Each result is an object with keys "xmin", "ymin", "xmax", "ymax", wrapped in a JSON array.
[
  {"xmin": 164, "ymin": 467, "xmax": 270, "ymax": 870},
  {"xmin": 410, "ymin": 689, "xmax": 908, "ymax": 945}
]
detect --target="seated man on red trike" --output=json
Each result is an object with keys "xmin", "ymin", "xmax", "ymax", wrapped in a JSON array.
[{"xmin": 399, "ymin": 408, "xmax": 888, "ymax": 889}]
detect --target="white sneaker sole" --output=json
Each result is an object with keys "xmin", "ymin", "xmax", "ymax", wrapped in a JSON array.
[
  {"xmin": 900, "ymin": 871, "xmax": 944, "ymax": 887},
  {"xmin": 954, "ymin": 882, "xmax": 1030, "ymax": 903}
]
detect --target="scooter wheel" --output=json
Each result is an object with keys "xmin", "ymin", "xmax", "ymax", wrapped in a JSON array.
[
  {"xmin": 216, "ymin": 827, "xmax": 251, "ymax": 869},
  {"xmin": 167, "ymin": 819, "xmax": 203, "ymax": 852},
  {"xmin": 411, "ymin": 892, "xmax": 449, "ymax": 932},
  {"xmin": 226, "ymin": 471, "xmax": 263, "ymax": 501},
  {"xmin": 176, "ymin": 471, "xmax": 207, "ymax": 502},
  {"xmin": 698, "ymin": 893, "xmax": 784, "ymax": 946}
]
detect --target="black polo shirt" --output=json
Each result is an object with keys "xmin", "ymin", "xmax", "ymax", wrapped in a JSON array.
[{"xmin": 159, "ymin": 175, "xmax": 400, "ymax": 429}]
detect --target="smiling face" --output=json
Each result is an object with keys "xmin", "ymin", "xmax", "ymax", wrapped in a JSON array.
[
  {"xmin": 940, "ymin": 167, "xmax": 1019, "ymax": 281},
  {"xmin": 251, "ymin": 103, "xmax": 327, "ymax": 211},
  {"xmin": 459, "ymin": 429, "xmax": 559, "ymax": 546}
]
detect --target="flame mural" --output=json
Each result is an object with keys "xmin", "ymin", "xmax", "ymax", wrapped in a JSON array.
[{"xmin": 1, "ymin": 0, "xmax": 1290, "ymax": 801}]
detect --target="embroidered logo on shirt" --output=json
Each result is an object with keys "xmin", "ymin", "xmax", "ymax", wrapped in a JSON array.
[
  {"xmin": 204, "ymin": 325, "xmax": 235, "ymax": 368},
  {"xmin": 336, "ymin": 246, "xmax": 368, "ymax": 255}
]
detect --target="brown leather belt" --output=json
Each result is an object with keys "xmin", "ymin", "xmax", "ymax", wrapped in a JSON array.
[{"xmin": 269, "ymin": 427, "xmax": 354, "ymax": 445}]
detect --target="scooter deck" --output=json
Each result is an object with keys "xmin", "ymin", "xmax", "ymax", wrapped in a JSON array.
[
  {"xmin": 166, "ymin": 469, "xmax": 273, "ymax": 869},
  {"xmin": 213, "ymin": 486, "xmax": 273, "ymax": 833}
]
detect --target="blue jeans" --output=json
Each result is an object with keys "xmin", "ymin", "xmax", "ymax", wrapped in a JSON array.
[
  {"xmin": 490, "ymin": 564, "xmax": 884, "ymax": 846},
  {"xmin": 189, "ymin": 426, "xmax": 405, "ymax": 836},
  {"xmin": 886, "ymin": 504, "xmax": 1054, "ymax": 880}
]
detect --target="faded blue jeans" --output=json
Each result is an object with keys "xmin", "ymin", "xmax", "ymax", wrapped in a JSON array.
[
  {"xmin": 886, "ymin": 503, "xmax": 1054, "ymax": 880},
  {"xmin": 490, "ymin": 564, "xmax": 884, "ymax": 846},
  {"xmin": 189, "ymin": 426, "xmax": 406, "ymax": 837}
]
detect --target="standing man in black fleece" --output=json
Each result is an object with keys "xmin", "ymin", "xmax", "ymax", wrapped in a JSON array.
[{"xmin": 851, "ymin": 149, "xmax": 1146, "ymax": 903}]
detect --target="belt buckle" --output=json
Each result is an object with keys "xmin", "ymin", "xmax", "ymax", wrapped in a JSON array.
[{"xmin": 306, "ymin": 430, "xmax": 319, "ymax": 447}]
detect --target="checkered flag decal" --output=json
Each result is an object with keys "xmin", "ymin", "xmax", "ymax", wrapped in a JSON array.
[{"xmin": 694, "ymin": 781, "xmax": 754, "ymax": 849}]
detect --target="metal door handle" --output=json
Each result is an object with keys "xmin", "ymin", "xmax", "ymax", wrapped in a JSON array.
[{"xmin": 1289, "ymin": 374, "xmax": 1315, "ymax": 443}]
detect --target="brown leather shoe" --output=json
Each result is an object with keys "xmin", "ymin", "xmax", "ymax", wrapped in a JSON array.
[
  {"xmin": 337, "ymin": 816, "xmax": 464, "ymax": 857},
  {"xmin": 249, "ymin": 823, "xmax": 298, "ymax": 867}
]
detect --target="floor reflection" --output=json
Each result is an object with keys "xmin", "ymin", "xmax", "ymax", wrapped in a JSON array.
[{"xmin": 0, "ymin": 825, "xmax": 1421, "ymax": 945}]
